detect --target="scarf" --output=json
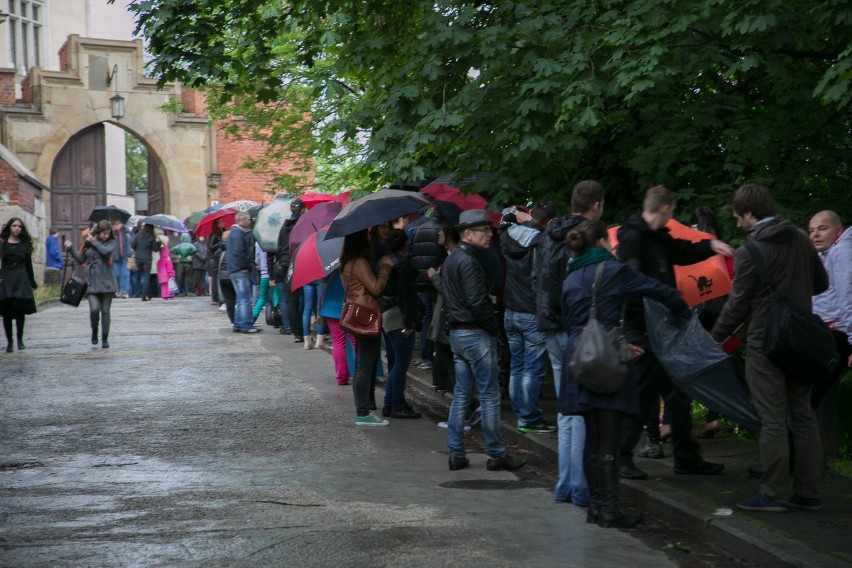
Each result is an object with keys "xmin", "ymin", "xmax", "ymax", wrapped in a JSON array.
[{"xmin": 567, "ymin": 246, "xmax": 615, "ymax": 273}]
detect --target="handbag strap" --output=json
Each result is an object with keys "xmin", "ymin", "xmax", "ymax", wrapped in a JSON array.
[{"xmin": 589, "ymin": 262, "xmax": 606, "ymax": 318}]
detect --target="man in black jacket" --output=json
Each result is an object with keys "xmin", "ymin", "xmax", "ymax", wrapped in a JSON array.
[
  {"xmin": 617, "ymin": 186, "xmax": 733, "ymax": 479},
  {"xmin": 501, "ymin": 200, "xmax": 556, "ymax": 433},
  {"xmin": 274, "ymin": 198, "xmax": 305, "ymax": 340},
  {"xmin": 410, "ymin": 215, "xmax": 447, "ymax": 370},
  {"xmin": 443, "ymin": 210, "xmax": 525, "ymax": 473}
]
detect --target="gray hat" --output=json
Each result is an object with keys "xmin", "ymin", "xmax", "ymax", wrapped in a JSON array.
[{"xmin": 455, "ymin": 209, "xmax": 492, "ymax": 231}]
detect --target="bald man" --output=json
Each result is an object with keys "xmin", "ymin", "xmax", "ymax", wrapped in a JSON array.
[{"xmin": 808, "ymin": 210, "xmax": 852, "ymax": 394}]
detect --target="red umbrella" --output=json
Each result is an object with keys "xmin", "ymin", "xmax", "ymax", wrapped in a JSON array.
[
  {"xmin": 608, "ymin": 219, "xmax": 731, "ymax": 307},
  {"xmin": 420, "ymin": 183, "xmax": 501, "ymax": 226},
  {"xmin": 289, "ymin": 226, "xmax": 344, "ymax": 290},
  {"xmin": 332, "ymin": 190, "xmax": 353, "ymax": 205},
  {"xmin": 195, "ymin": 208, "xmax": 237, "ymax": 237},
  {"xmin": 289, "ymin": 201, "xmax": 342, "ymax": 255},
  {"xmin": 299, "ymin": 192, "xmax": 336, "ymax": 210}
]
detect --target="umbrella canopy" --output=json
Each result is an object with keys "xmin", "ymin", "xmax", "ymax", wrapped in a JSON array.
[
  {"xmin": 332, "ymin": 190, "xmax": 353, "ymax": 205},
  {"xmin": 195, "ymin": 208, "xmax": 237, "ymax": 237},
  {"xmin": 88, "ymin": 205, "xmax": 131, "ymax": 224},
  {"xmin": 644, "ymin": 298, "xmax": 760, "ymax": 431},
  {"xmin": 185, "ymin": 210, "xmax": 206, "ymax": 231},
  {"xmin": 608, "ymin": 219, "xmax": 731, "ymax": 307},
  {"xmin": 127, "ymin": 214, "xmax": 145, "ymax": 229},
  {"xmin": 204, "ymin": 203, "xmax": 224, "ymax": 214},
  {"xmin": 289, "ymin": 201, "xmax": 342, "ymax": 255},
  {"xmin": 289, "ymin": 226, "xmax": 344, "ymax": 290},
  {"xmin": 220, "ymin": 199, "xmax": 259, "ymax": 212},
  {"xmin": 141, "ymin": 214, "xmax": 188, "ymax": 233},
  {"xmin": 326, "ymin": 188, "xmax": 431, "ymax": 239},
  {"xmin": 253, "ymin": 194, "xmax": 295, "ymax": 252},
  {"xmin": 299, "ymin": 191, "xmax": 336, "ymax": 210}
]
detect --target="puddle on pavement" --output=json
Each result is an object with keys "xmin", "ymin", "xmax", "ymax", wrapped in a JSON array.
[
  {"xmin": 439, "ymin": 479, "xmax": 540, "ymax": 490},
  {"xmin": 0, "ymin": 461, "xmax": 44, "ymax": 472}
]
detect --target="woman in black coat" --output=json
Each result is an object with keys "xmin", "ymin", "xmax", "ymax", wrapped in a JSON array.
[
  {"xmin": 65, "ymin": 220, "xmax": 118, "ymax": 348},
  {"xmin": 560, "ymin": 220, "xmax": 691, "ymax": 529},
  {"xmin": 0, "ymin": 217, "xmax": 38, "ymax": 352}
]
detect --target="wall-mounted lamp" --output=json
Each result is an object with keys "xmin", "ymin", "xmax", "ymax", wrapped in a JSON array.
[{"xmin": 106, "ymin": 64, "xmax": 126, "ymax": 120}]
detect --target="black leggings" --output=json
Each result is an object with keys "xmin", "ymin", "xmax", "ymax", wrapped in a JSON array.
[
  {"xmin": 585, "ymin": 408, "xmax": 624, "ymax": 465},
  {"xmin": 2, "ymin": 315, "xmax": 24, "ymax": 343},
  {"xmin": 88, "ymin": 293, "xmax": 113, "ymax": 337}
]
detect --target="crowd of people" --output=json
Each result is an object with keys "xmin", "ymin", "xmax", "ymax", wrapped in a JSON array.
[{"xmin": 0, "ymin": 181, "xmax": 849, "ymax": 530}]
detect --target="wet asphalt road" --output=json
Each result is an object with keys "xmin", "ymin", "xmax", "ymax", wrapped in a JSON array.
[{"xmin": 1, "ymin": 297, "xmax": 675, "ymax": 567}]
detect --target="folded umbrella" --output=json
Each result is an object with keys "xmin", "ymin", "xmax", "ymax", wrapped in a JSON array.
[
  {"xmin": 88, "ymin": 205, "xmax": 131, "ymax": 224},
  {"xmin": 195, "ymin": 208, "xmax": 237, "ymax": 237},
  {"xmin": 141, "ymin": 214, "xmax": 189, "ymax": 233},
  {"xmin": 289, "ymin": 201, "xmax": 342, "ymax": 255},
  {"xmin": 289, "ymin": 226, "xmax": 344, "ymax": 290},
  {"xmin": 326, "ymin": 188, "xmax": 431, "ymax": 239},
  {"xmin": 644, "ymin": 298, "xmax": 760, "ymax": 431}
]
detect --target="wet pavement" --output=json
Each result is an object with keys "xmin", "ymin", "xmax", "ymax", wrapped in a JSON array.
[{"xmin": 2, "ymin": 297, "xmax": 676, "ymax": 568}]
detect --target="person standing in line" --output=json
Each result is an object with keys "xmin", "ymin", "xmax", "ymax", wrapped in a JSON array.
[
  {"xmin": 208, "ymin": 222, "xmax": 226, "ymax": 306},
  {"xmin": 0, "ymin": 218, "xmax": 38, "ymax": 352},
  {"xmin": 409, "ymin": 213, "xmax": 447, "ymax": 370},
  {"xmin": 275, "ymin": 198, "xmax": 306, "ymax": 340},
  {"xmin": 156, "ymin": 234, "xmax": 176, "ymax": 300},
  {"xmin": 443, "ymin": 210, "xmax": 526, "ymax": 472},
  {"xmin": 65, "ymin": 220, "xmax": 118, "ymax": 348},
  {"xmin": 227, "ymin": 211, "xmax": 260, "ymax": 334},
  {"xmin": 616, "ymin": 185, "xmax": 732, "ymax": 480},
  {"xmin": 191, "ymin": 235, "xmax": 208, "ymax": 296},
  {"xmin": 170, "ymin": 233, "xmax": 197, "ymax": 296},
  {"xmin": 535, "ymin": 180, "xmax": 605, "ymax": 506},
  {"xmin": 340, "ymin": 229, "xmax": 393, "ymax": 426},
  {"xmin": 319, "ymin": 270, "xmax": 355, "ymax": 386},
  {"xmin": 111, "ymin": 219, "xmax": 133, "ymax": 298},
  {"xmin": 712, "ymin": 184, "xmax": 828, "ymax": 512},
  {"xmin": 131, "ymin": 224, "xmax": 158, "ymax": 301},
  {"xmin": 45, "ymin": 226, "xmax": 64, "ymax": 270},
  {"xmin": 560, "ymin": 220, "xmax": 692, "ymax": 528}
]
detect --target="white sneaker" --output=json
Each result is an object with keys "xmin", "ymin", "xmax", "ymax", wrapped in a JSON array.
[
  {"xmin": 219, "ymin": 304, "xmax": 227, "ymax": 312},
  {"xmin": 438, "ymin": 421, "xmax": 472, "ymax": 431}
]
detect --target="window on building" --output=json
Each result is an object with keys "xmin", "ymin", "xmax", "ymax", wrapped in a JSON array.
[{"xmin": 7, "ymin": 0, "xmax": 45, "ymax": 75}]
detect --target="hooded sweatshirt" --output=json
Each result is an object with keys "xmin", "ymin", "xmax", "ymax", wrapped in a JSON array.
[
  {"xmin": 170, "ymin": 233, "xmax": 198, "ymax": 264},
  {"xmin": 500, "ymin": 220, "xmax": 544, "ymax": 314}
]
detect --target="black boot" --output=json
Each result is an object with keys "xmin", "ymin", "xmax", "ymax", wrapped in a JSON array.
[
  {"xmin": 5, "ymin": 342, "xmax": 12, "ymax": 353},
  {"xmin": 584, "ymin": 455, "xmax": 601, "ymax": 525},
  {"xmin": 17, "ymin": 337, "xmax": 25, "ymax": 350},
  {"xmin": 91, "ymin": 328, "xmax": 98, "ymax": 345},
  {"xmin": 16, "ymin": 318, "xmax": 25, "ymax": 350},
  {"xmin": 598, "ymin": 458, "xmax": 643, "ymax": 529},
  {"xmin": 102, "ymin": 335, "xmax": 110, "ymax": 349}
]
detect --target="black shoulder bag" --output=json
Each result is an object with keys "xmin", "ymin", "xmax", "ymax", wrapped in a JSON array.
[
  {"xmin": 60, "ymin": 249, "xmax": 88, "ymax": 307},
  {"xmin": 744, "ymin": 240, "xmax": 838, "ymax": 384}
]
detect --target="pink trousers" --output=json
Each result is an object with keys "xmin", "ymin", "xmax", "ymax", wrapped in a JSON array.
[{"xmin": 325, "ymin": 318, "xmax": 350, "ymax": 385}]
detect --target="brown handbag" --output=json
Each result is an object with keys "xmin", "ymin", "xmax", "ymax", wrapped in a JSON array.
[{"xmin": 339, "ymin": 301, "xmax": 382, "ymax": 338}]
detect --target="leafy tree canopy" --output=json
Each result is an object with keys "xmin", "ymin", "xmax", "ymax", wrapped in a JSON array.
[{"xmin": 122, "ymin": 0, "xmax": 851, "ymax": 224}]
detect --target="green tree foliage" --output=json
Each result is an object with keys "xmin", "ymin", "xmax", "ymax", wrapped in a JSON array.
[
  {"xmin": 125, "ymin": 131, "xmax": 148, "ymax": 195},
  {"xmin": 123, "ymin": 0, "xmax": 850, "ymax": 222}
]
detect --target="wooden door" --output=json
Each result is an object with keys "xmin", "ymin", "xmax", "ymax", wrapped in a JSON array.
[
  {"xmin": 146, "ymin": 156, "xmax": 164, "ymax": 215},
  {"xmin": 50, "ymin": 125, "xmax": 106, "ymax": 252}
]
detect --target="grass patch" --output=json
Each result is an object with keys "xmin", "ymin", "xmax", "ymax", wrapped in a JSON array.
[{"xmin": 34, "ymin": 283, "xmax": 61, "ymax": 304}]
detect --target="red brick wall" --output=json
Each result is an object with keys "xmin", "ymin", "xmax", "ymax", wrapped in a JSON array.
[
  {"xmin": 20, "ymin": 74, "xmax": 32, "ymax": 104},
  {"xmin": 58, "ymin": 40, "xmax": 70, "ymax": 71},
  {"xmin": 180, "ymin": 87, "xmax": 206, "ymax": 115},
  {"xmin": 0, "ymin": 69, "xmax": 16, "ymax": 105},
  {"xmin": 0, "ymin": 161, "xmax": 38, "ymax": 213}
]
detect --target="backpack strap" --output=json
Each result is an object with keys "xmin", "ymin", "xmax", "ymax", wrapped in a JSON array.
[{"xmin": 589, "ymin": 261, "xmax": 606, "ymax": 318}]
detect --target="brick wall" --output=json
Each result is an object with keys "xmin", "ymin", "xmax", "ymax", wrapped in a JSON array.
[
  {"xmin": 0, "ymin": 68, "xmax": 16, "ymax": 105},
  {"xmin": 180, "ymin": 87, "xmax": 206, "ymax": 115},
  {"xmin": 58, "ymin": 40, "xmax": 70, "ymax": 71},
  {"xmin": 0, "ymin": 160, "xmax": 39, "ymax": 213}
]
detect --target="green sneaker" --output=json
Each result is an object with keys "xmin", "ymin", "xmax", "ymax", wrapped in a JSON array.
[
  {"xmin": 355, "ymin": 414, "xmax": 390, "ymax": 427},
  {"xmin": 518, "ymin": 421, "xmax": 557, "ymax": 434}
]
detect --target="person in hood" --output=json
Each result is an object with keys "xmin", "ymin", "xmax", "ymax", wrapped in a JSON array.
[
  {"xmin": 170, "ymin": 233, "xmax": 198, "ymax": 296},
  {"xmin": 538, "ymin": 180, "xmax": 605, "ymax": 507},
  {"xmin": 712, "ymin": 184, "xmax": 828, "ymax": 512},
  {"xmin": 617, "ymin": 185, "xmax": 733, "ymax": 481},
  {"xmin": 500, "ymin": 200, "xmax": 557, "ymax": 434},
  {"xmin": 274, "ymin": 198, "xmax": 306, "ymax": 339}
]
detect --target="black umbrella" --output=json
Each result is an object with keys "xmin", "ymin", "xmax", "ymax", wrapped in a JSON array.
[
  {"xmin": 88, "ymin": 205, "xmax": 131, "ymax": 224},
  {"xmin": 326, "ymin": 188, "xmax": 431, "ymax": 239},
  {"xmin": 644, "ymin": 298, "xmax": 760, "ymax": 431}
]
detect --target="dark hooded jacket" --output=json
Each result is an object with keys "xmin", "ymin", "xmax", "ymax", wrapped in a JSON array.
[
  {"xmin": 500, "ymin": 220, "xmax": 544, "ymax": 314},
  {"xmin": 712, "ymin": 217, "xmax": 828, "ymax": 349},
  {"xmin": 616, "ymin": 212, "xmax": 714, "ymax": 335},
  {"xmin": 409, "ymin": 217, "xmax": 447, "ymax": 291},
  {"xmin": 535, "ymin": 214, "xmax": 586, "ymax": 331},
  {"xmin": 274, "ymin": 214, "xmax": 300, "ymax": 280}
]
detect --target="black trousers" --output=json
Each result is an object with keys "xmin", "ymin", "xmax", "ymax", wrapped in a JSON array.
[
  {"xmin": 353, "ymin": 336, "xmax": 380, "ymax": 415},
  {"xmin": 219, "ymin": 278, "xmax": 236, "ymax": 324}
]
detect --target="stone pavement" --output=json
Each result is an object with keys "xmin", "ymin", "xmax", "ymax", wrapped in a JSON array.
[{"xmin": 402, "ymin": 355, "xmax": 852, "ymax": 568}]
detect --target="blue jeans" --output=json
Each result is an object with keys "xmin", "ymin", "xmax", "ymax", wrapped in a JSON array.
[
  {"xmin": 545, "ymin": 330, "xmax": 568, "ymax": 399},
  {"xmin": 417, "ymin": 292, "xmax": 435, "ymax": 363},
  {"xmin": 136, "ymin": 260, "xmax": 152, "ymax": 298},
  {"xmin": 555, "ymin": 414, "xmax": 590, "ymax": 505},
  {"xmin": 274, "ymin": 280, "xmax": 292, "ymax": 332},
  {"xmin": 231, "ymin": 271, "xmax": 253, "ymax": 331},
  {"xmin": 504, "ymin": 309, "xmax": 549, "ymax": 427},
  {"xmin": 448, "ymin": 329, "xmax": 506, "ymax": 459},
  {"xmin": 384, "ymin": 329, "xmax": 415, "ymax": 410},
  {"xmin": 302, "ymin": 281, "xmax": 327, "ymax": 336},
  {"xmin": 112, "ymin": 257, "xmax": 130, "ymax": 294}
]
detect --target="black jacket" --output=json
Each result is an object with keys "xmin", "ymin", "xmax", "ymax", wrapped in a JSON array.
[
  {"xmin": 500, "ymin": 220, "xmax": 544, "ymax": 314},
  {"xmin": 443, "ymin": 241, "xmax": 501, "ymax": 336},
  {"xmin": 616, "ymin": 212, "xmax": 714, "ymax": 333},
  {"xmin": 275, "ymin": 214, "xmax": 300, "ymax": 278},
  {"xmin": 379, "ymin": 253, "xmax": 424, "ymax": 330},
  {"xmin": 410, "ymin": 217, "xmax": 446, "ymax": 291},
  {"xmin": 535, "ymin": 214, "xmax": 586, "ymax": 331},
  {"xmin": 131, "ymin": 232, "xmax": 158, "ymax": 262}
]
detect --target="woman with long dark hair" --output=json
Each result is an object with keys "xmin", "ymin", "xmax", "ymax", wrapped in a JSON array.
[
  {"xmin": 0, "ymin": 217, "xmax": 38, "ymax": 352},
  {"xmin": 65, "ymin": 220, "xmax": 119, "ymax": 348},
  {"xmin": 560, "ymin": 220, "xmax": 691, "ymax": 529},
  {"xmin": 340, "ymin": 229, "xmax": 393, "ymax": 426}
]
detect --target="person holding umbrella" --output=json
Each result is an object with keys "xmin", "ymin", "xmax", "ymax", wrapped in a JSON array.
[
  {"xmin": 131, "ymin": 224, "xmax": 158, "ymax": 301},
  {"xmin": 64, "ymin": 220, "xmax": 119, "ymax": 348},
  {"xmin": 341, "ymin": 229, "xmax": 394, "ymax": 426}
]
